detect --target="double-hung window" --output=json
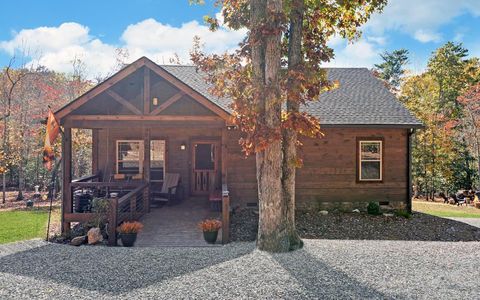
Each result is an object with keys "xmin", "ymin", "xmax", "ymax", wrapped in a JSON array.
[{"xmin": 358, "ymin": 140, "xmax": 383, "ymax": 181}]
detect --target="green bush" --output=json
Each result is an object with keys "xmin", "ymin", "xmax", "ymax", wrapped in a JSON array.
[
  {"xmin": 367, "ymin": 201, "xmax": 381, "ymax": 215},
  {"xmin": 395, "ymin": 209, "xmax": 412, "ymax": 219}
]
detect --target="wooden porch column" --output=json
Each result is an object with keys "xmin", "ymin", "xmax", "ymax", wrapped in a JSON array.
[
  {"xmin": 221, "ymin": 126, "xmax": 230, "ymax": 243},
  {"xmin": 92, "ymin": 129, "xmax": 99, "ymax": 175},
  {"xmin": 61, "ymin": 127, "xmax": 72, "ymax": 234},
  {"xmin": 143, "ymin": 128, "xmax": 151, "ymax": 212}
]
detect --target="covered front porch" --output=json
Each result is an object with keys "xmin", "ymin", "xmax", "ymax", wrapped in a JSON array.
[{"xmin": 56, "ymin": 57, "xmax": 232, "ymax": 246}]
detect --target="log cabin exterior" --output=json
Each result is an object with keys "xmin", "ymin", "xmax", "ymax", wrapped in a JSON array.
[{"xmin": 55, "ymin": 57, "xmax": 422, "ymax": 244}]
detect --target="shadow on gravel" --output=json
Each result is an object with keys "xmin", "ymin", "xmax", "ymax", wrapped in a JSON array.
[
  {"xmin": 232, "ymin": 209, "xmax": 480, "ymax": 242},
  {"xmin": 0, "ymin": 243, "xmax": 254, "ymax": 294},
  {"xmin": 273, "ymin": 249, "xmax": 394, "ymax": 299}
]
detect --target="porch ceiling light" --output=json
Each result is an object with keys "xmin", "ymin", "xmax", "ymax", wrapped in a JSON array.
[{"xmin": 152, "ymin": 97, "xmax": 159, "ymax": 106}]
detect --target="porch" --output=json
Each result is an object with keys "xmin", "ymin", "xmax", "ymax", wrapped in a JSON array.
[
  {"xmin": 56, "ymin": 57, "xmax": 233, "ymax": 246},
  {"xmin": 63, "ymin": 173, "xmax": 230, "ymax": 246}
]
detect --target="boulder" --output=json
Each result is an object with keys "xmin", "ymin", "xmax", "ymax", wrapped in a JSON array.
[
  {"xmin": 70, "ymin": 235, "xmax": 86, "ymax": 246},
  {"xmin": 352, "ymin": 209, "xmax": 360, "ymax": 213},
  {"xmin": 87, "ymin": 228, "xmax": 103, "ymax": 245},
  {"xmin": 319, "ymin": 210, "xmax": 329, "ymax": 215}
]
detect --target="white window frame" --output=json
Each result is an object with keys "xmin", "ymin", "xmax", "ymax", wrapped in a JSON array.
[
  {"xmin": 116, "ymin": 140, "xmax": 144, "ymax": 175},
  {"xmin": 358, "ymin": 140, "xmax": 383, "ymax": 182}
]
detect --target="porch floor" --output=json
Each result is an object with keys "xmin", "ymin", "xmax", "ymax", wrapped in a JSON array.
[{"xmin": 134, "ymin": 197, "xmax": 222, "ymax": 247}]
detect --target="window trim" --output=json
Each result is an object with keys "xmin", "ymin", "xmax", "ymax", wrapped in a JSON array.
[
  {"xmin": 356, "ymin": 138, "xmax": 384, "ymax": 183},
  {"xmin": 116, "ymin": 140, "xmax": 144, "ymax": 175}
]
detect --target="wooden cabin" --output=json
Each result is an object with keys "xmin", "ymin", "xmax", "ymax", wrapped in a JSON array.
[{"xmin": 55, "ymin": 57, "xmax": 422, "ymax": 244}]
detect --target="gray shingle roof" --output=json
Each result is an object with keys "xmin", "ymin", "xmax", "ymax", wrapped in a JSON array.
[{"xmin": 161, "ymin": 65, "xmax": 422, "ymax": 127}]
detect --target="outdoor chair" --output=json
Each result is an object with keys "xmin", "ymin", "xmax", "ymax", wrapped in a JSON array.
[{"xmin": 151, "ymin": 173, "xmax": 181, "ymax": 206}]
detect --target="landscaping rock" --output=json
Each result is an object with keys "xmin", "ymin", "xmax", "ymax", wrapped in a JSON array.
[
  {"xmin": 319, "ymin": 210, "xmax": 329, "ymax": 215},
  {"xmin": 87, "ymin": 228, "xmax": 103, "ymax": 245},
  {"xmin": 230, "ymin": 208, "xmax": 480, "ymax": 242},
  {"xmin": 70, "ymin": 235, "xmax": 86, "ymax": 246},
  {"xmin": 352, "ymin": 209, "xmax": 360, "ymax": 213},
  {"xmin": 383, "ymin": 213, "xmax": 394, "ymax": 217}
]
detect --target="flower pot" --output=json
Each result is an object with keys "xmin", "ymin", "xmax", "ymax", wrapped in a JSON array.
[
  {"xmin": 120, "ymin": 233, "xmax": 137, "ymax": 247},
  {"xmin": 203, "ymin": 230, "xmax": 218, "ymax": 244}
]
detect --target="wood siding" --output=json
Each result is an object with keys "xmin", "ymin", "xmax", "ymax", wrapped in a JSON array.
[{"xmin": 226, "ymin": 127, "xmax": 409, "ymax": 209}]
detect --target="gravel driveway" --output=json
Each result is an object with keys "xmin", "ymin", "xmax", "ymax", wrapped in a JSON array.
[{"xmin": 1, "ymin": 239, "xmax": 479, "ymax": 299}]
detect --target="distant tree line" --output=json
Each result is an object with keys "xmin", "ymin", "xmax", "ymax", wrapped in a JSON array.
[{"xmin": 375, "ymin": 42, "xmax": 480, "ymax": 198}]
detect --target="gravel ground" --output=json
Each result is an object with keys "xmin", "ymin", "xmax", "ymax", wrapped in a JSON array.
[
  {"xmin": 1, "ymin": 239, "xmax": 479, "ymax": 299},
  {"xmin": 231, "ymin": 209, "xmax": 480, "ymax": 242}
]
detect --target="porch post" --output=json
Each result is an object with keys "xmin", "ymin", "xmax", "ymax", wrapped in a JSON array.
[
  {"xmin": 61, "ymin": 126, "xmax": 72, "ymax": 234},
  {"xmin": 221, "ymin": 126, "xmax": 230, "ymax": 243},
  {"xmin": 91, "ymin": 129, "xmax": 99, "ymax": 175},
  {"xmin": 143, "ymin": 128, "xmax": 151, "ymax": 212}
]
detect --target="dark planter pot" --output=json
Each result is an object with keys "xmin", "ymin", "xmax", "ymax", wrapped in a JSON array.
[
  {"xmin": 120, "ymin": 233, "xmax": 137, "ymax": 247},
  {"xmin": 203, "ymin": 230, "xmax": 218, "ymax": 244}
]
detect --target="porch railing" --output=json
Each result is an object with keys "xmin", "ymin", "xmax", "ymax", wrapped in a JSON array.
[
  {"xmin": 64, "ymin": 174, "xmax": 150, "ymax": 246},
  {"xmin": 108, "ymin": 182, "xmax": 149, "ymax": 246}
]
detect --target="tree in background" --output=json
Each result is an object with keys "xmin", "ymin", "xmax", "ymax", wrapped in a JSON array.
[
  {"xmin": 192, "ymin": 0, "xmax": 387, "ymax": 251},
  {"xmin": 401, "ymin": 42, "xmax": 480, "ymax": 197},
  {"xmin": 374, "ymin": 49, "xmax": 409, "ymax": 92},
  {"xmin": 458, "ymin": 82, "xmax": 480, "ymax": 187}
]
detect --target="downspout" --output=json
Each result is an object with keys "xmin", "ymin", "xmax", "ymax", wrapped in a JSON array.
[{"xmin": 407, "ymin": 128, "xmax": 415, "ymax": 213}]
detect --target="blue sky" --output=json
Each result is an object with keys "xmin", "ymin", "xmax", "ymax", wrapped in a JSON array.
[{"xmin": 1, "ymin": 0, "xmax": 479, "ymax": 78}]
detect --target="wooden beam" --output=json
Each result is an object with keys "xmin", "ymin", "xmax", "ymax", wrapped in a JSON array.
[
  {"xmin": 56, "ymin": 58, "xmax": 145, "ymax": 120},
  {"xmin": 149, "ymin": 92, "xmax": 185, "ymax": 115},
  {"xmin": 106, "ymin": 90, "xmax": 142, "ymax": 115},
  {"xmin": 64, "ymin": 119, "xmax": 226, "ymax": 129},
  {"xmin": 61, "ymin": 127, "xmax": 72, "ymax": 234},
  {"xmin": 144, "ymin": 68, "xmax": 150, "ymax": 114},
  {"xmin": 66, "ymin": 115, "xmax": 224, "ymax": 122},
  {"xmin": 92, "ymin": 129, "xmax": 99, "ymax": 175}
]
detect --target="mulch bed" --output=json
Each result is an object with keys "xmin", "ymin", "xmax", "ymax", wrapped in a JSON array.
[{"xmin": 230, "ymin": 208, "xmax": 480, "ymax": 242}]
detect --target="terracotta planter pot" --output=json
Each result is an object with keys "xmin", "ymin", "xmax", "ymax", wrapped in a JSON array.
[
  {"xmin": 203, "ymin": 231, "xmax": 218, "ymax": 244},
  {"xmin": 120, "ymin": 233, "xmax": 138, "ymax": 247}
]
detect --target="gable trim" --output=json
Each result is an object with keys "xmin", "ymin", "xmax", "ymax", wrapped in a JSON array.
[{"xmin": 55, "ymin": 57, "xmax": 231, "ymax": 122}]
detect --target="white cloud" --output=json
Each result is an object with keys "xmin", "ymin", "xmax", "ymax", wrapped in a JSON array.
[
  {"xmin": 365, "ymin": 0, "xmax": 480, "ymax": 41},
  {"xmin": 413, "ymin": 30, "xmax": 442, "ymax": 43},
  {"xmin": 0, "ymin": 19, "xmax": 246, "ymax": 78},
  {"xmin": 323, "ymin": 39, "xmax": 381, "ymax": 68}
]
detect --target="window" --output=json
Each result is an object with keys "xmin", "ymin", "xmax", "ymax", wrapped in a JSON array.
[
  {"xmin": 358, "ymin": 140, "xmax": 382, "ymax": 181},
  {"xmin": 150, "ymin": 140, "xmax": 166, "ymax": 181},
  {"xmin": 116, "ymin": 140, "xmax": 143, "ymax": 175}
]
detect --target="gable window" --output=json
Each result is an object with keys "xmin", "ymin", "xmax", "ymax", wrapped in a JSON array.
[
  {"xmin": 116, "ymin": 140, "xmax": 144, "ymax": 175},
  {"xmin": 358, "ymin": 140, "xmax": 383, "ymax": 181}
]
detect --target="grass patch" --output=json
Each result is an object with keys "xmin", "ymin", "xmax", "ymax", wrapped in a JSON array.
[
  {"xmin": 0, "ymin": 207, "xmax": 59, "ymax": 244},
  {"xmin": 413, "ymin": 201, "xmax": 480, "ymax": 218}
]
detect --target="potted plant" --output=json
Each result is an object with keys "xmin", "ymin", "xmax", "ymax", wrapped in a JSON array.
[
  {"xmin": 117, "ymin": 221, "xmax": 144, "ymax": 247},
  {"xmin": 198, "ymin": 219, "xmax": 222, "ymax": 244}
]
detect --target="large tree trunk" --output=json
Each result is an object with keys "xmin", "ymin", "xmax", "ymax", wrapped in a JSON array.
[
  {"xmin": 282, "ymin": 0, "xmax": 304, "ymax": 250},
  {"xmin": 252, "ymin": 0, "xmax": 289, "ymax": 252}
]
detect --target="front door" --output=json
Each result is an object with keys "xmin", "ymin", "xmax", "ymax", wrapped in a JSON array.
[{"xmin": 191, "ymin": 141, "xmax": 219, "ymax": 195}]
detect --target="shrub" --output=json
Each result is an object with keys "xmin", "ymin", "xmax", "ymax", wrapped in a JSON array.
[
  {"xmin": 117, "ymin": 221, "xmax": 144, "ymax": 234},
  {"xmin": 198, "ymin": 219, "xmax": 222, "ymax": 232},
  {"xmin": 395, "ymin": 209, "xmax": 412, "ymax": 219},
  {"xmin": 367, "ymin": 201, "xmax": 381, "ymax": 215}
]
